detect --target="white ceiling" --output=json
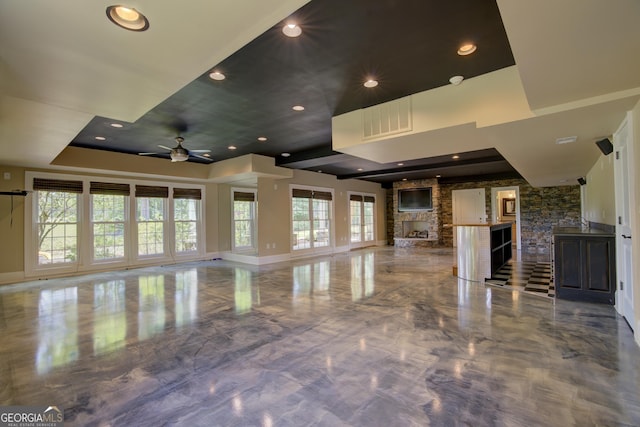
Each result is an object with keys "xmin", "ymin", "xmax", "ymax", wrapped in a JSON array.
[{"xmin": 1, "ymin": 0, "xmax": 640, "ymax": 187}]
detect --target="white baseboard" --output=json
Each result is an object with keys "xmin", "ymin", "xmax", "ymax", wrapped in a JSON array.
[{"xmin": 221, "ymin": 251, "xmax": 291, "ymax": 265}]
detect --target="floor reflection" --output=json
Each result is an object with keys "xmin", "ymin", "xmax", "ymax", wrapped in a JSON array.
[
  {"xmin": 93, "ymin": 280, "xmax": 126, "ymax": 355},
  {"xmin": 138, "ymin": 275, "xmax": 165, "ymax": 340},
  {"xmin": 37, "ymin": 287, "xmax": 78, "ymax": 374},
  {"xmin": 350, "ymin": 252, "xmax": 375, "ymax": 301},
  {"xmin": 175, "ymin": 270, "xmax": 198, "ymax": 327},
  {"xmin": 292, "ymin": 261, "xmax": 331, "ymax": 306},
  {"xmin": 235, "ymin": 268, "xmax": 258, "ymax": 314}
]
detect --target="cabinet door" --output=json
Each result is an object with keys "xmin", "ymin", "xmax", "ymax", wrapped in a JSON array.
[
  {"xmin": 585, "ymin": 239, "xmax": 613, "ymax": 292},
  {"xmin": 556, "ymin": 238, "xmax": 582, "ymax": 289}
]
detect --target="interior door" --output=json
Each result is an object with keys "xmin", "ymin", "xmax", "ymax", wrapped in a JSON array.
[
  {"xmin": 614, "ymin": 113, "xmax": 635, "ymax": 328},
  {"xmin": 452, "ymin": 189, "xmax": 486, "ymax": 247}
]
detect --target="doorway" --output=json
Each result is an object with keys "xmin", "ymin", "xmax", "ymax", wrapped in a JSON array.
[{"xmin": 491, "ymin": 186, "xmax": 521, "ymax": 251}]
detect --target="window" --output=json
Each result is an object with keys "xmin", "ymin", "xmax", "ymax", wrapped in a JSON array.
[
  {"xmin": 28, "ymin": 174, "xmax": 204, "ymax": 274},
  {"xmin": 364, "ymin": 196, "xmax": 375, "ymax": 241},
  {"xmin": 292, "ymin": 188, "xmax": 332, "ymax": 251},
  {"xmin": 136, "ymin": 185, "xmax": 168, "ymax": 257},
  {"xmin": 233, "ymin": 190, "xmax": 256, "ymax": 251},
  {"xmin": 34, "ymin": 178, "xmax": 82, "ymax": 265},
  {"xmin": 91, "ymin": 182, "xmax": 129, "ymax": 262},
  {"xmin": 174, "ymin": 188, "xmax": 201, "ymax": 254},
  {"xmin": 350, "ymin": 193, "xmax": 376, "ymax": 244},
  {"xmin": 350, "ymin": 195, "xmax": 362, "ymax": 243}
]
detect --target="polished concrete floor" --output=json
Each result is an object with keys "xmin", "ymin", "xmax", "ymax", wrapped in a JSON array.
[{"xmin": 1, "ymin": 247, "xmax": 639, "ymax": 426}]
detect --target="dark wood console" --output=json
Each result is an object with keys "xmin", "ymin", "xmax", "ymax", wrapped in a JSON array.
[{"xmin": 553, "ymin": 227, "xmax": 615, "ymax": 304}]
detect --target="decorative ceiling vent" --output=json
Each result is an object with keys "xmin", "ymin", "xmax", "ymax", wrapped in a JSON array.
[{"xmin": 362, "ymin": 97, "xmax": 412, "ymax": 140}]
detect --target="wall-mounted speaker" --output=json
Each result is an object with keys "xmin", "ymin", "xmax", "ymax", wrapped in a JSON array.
[
  {"xmin": 595, "ymin": 138, "xmax": 613, "ymax": 155},
  {"xmin": 577, "ymin": 177, "xmax": 587, "ymax": 186}
]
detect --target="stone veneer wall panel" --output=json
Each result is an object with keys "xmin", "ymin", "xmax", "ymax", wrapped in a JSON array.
[
  {"xmin": 439, "ymin": 178, "xmax": 581, "ymax": 255},
  {"xmin": 392, "ymin": 179, "xmax": 442, "ymax": 246}
]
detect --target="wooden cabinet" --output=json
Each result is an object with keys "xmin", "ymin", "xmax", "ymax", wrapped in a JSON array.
[{"xmin": 553, "ymin": 228, "xmax": 615, "ymax": 304}]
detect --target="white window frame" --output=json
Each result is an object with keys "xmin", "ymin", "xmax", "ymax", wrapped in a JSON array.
[
  {"xmin": 25, "ymin": 172, "xmax": 205, "ymax": 277},
  {"xmin": 91, "ymin": 193, "xmax": 129, "ymax": 264},
  {"xmin": 290, "ymin": 184, "xmax": 334, "ymax": 255},
  {"xmin": 348, "ymin": 192, "xmax": 376, "ymax": 249},
  {"xmin": 135, "ymin": 196, "xmax": 168, "ymax": 260},
  {"xmin": 231, "ymin": 188, "xmax": 257, "ymax": 253},
  {"xmin": 173, "ymin": 197, "xmax": 201, "ymax": 255}
]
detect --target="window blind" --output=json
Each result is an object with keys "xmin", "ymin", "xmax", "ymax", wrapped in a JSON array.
[
  {"xmin": 292, "ymin": 188, "xmax": 332, "ymax": 200},
  {"xmin": 33, "ymin": 178, "xmax": 83, "ymax": 193},
  {"xmin": 313, "ymin": 191, "xmax": 332, "ymax": 201},
  {"xmin": 233, "ymin": 191, "xmax": 255, "ymax": 202},
  {"xmin": 292, "ymin": 188, "xmax": 313, "ymax": 199},
  {"xmin": 364, "ymin": 196, "xmax": 375, "ymax": 203},
  {"xmin": 135, "ymin": 185, "xmax": 169, "ymax": 198},
  {"xmin": 350, "ymin": 194, "xmax": 363, "ymax": 202},
  {"xmin": 173, "ymin": 188, "xmax": 202, "ymax": 200},
  {"xmin": 90, "ymin": 181, "xmax": 130, "ymax": 196}
]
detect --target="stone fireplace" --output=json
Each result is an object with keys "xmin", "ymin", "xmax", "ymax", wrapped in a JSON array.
[
  {"xmin": 392, "ymin": 178, "xmax": 441, "ymax": 248},
  {"xmin": 402, "ymin": 221, "xmax": 430, "ymax": 238}
]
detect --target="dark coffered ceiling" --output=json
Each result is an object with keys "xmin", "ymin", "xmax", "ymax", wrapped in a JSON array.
[{"xmin": 69, "ymin": 0, "xmax": 519, "ymax": 187}]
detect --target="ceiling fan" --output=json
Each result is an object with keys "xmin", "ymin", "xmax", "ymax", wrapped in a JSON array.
[{"xmin": 138, "ymin": 137, "xmax": 212, "ymax": 162}]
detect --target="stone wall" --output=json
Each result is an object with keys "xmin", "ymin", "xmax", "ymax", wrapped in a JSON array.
[
  {"xmin": 391, "ymin": 179, "xmax": 442, "ymax": 247},
  {"xmin": 439, "ymin": 178, "xmax": 581, "ymax": 255}
]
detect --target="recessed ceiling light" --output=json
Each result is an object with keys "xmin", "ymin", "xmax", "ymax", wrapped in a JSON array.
[
  {"xmin": 397, "ymin": 163, "xmax": 404, "ymax": 166},
  {"xmin": 209, "ymin": 71, "xmax": 225, "ymax": 81},
  {"xmin": 357, "ymin": 168, "xmax": 363, "ymax": 171},
  {"xmin": 258, "ymin": 137, "xmax": 267, "ymax": 142},
  {"xmin": 449, "ymin": 75, "xmax": 464, "ymax": 85},
  {"xmin": 292, "ymin": 105, "xmax": 305, "ymax": 111},
  {"xmin": 282, "ymin": 23, "xmax": 302, "ymax": 37},
  {"xmin": 95, "ymin": 136, "xmax": 106, "ymax": 141},
  {"xmin": 452, "ymin": 155, "xmax": 460, "ymax": 159},
  {"xmin": 556, "ymin": 136, "xmax": 577, "ymax": 145},
  {"xmin": 457, "ymin": 43, "xmax": 477, "ymax": 56},
  {"xmin": 281, "ymin": 152, "xmax": 291, "ymax": 157},
  {"xmin": 317, "ymin": 170, "xmax": 322, "ymax": 173},
  {"xmin": 364, "ymin": 79, "xmax": 378, "ymax": 88},
  {"xmin": 228, "ymin": 145, "xmax": 237, "ymax": 150},
  {"xmin": 110, "ymin": 123, "xmax": 123, "ymax": 128},
  {"xmin": 436, "ymin": 175, "xmax": 442, "ymax": 178},
  {"xmin": 402, "ymin": 178, "xmax": 408, "ymax": 181},
  {"xmin": 106, "ymin": 5, "xmax": 149, "ymax": 32}
]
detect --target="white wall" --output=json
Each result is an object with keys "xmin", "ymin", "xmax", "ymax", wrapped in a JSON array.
[{"xmin": 583, "ymin": 150, "xmax": 616, "ymax": 225}]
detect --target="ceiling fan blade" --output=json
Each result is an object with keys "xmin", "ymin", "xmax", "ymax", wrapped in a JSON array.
[
  {"xmin": 191, "ymin": 154, "xmax": 213, "ymax": 161},
  {"xmin": 138, "ymin": 152, "xmax": 159, "ymax": 156},
  {"xmin": 189, "ymin": 149, "xmax": 211, "ymax": 153},
  {"xmin": 158, "ymin": 145, "xmax": 173, "ymax": 151}
]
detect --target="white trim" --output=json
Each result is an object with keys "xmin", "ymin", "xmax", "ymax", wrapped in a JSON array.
[
  {"xmin": 490, "ymin": 186, "xmax": 521, "ymax": 251},
  {"xmin": 24, "ymin": 171, "xmax": 206, "ymax": 278},
  {"xmin": 347, "ymin": 191, "xmax": 377, "ymax": 249},
  {"xmin": 231, "ymin": 187, "xmax": 258, "ymax": 253},
  {"xmin": 289, "ymin": 184, "xmax": 335, "ymax": 253}
]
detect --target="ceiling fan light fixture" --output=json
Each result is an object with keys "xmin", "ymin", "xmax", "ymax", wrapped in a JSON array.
[
  {"xmin": 170, "ymin": 151, "xmax": 189, "ymax": 162},
  {"xmin": 106, "ymin": 5, "xmax": 149, "ymax": 31},
  {"xmin": 282, "ymin": 23, "xmax": 302, "ymax": 37},
  {"xmin": 258, "ymin": 137, "xmax": 267, "ymax": 142}
]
